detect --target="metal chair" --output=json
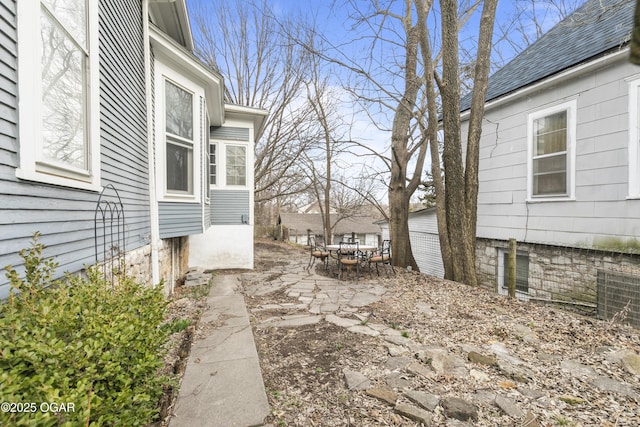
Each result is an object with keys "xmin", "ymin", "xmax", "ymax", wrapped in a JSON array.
[
  {"xmin": 307, "ymin": 236, "xmax": 329, "ymax": 271},
  {"xmin": 338, "ymin": 241, "xmax": 360, "ymax": 281},
  {"xmin": 369, "ymin": 239, "xmax": 395, "ymax": 277}
]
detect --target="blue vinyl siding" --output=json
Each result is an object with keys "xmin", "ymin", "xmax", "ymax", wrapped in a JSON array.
[
  {"xmin": 0, "ymin": 0, "xmax": 149, "ymax": 297},
  {"xmin": 204, "ymin": 202, "xmax": 211, "ymax": 228},
  {"xmin": 99, "ymin": 0, "xmax": 150, "ymax": 248},
  {"xmin": 159, "ymin": 202, "xmax": 203, "ymax": 238},
  {"xmin": 210, "ymin": 126, "xmax": 250, "ymax": 141},
  {"xmin": 210, "ymin": 190, "xmax": 250, "ymax": 225}
]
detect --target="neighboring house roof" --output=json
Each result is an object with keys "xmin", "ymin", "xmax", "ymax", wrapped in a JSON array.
[
  {"xmin": 460, "ymin": 0, "xmax": 634, "ymax": 112},
  {"xmin": 297, "ymin": 201, "xmax": 336, "ymax": 214},
  {"xmin": 409, "ymin": 207, "xmax": 437, "ymax": 217},
  {"xmin": 279, "ymin": 213, "xmax": 382, "ymax": 235}
]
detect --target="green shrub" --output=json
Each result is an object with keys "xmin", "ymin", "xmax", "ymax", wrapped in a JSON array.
[
  {"xmin": 1, "ymin": 234, "xmax": 169, "ymax": 426},
  {"xmin": 163, "ymin": 318, "xmax": 191, "ymax": 335}
]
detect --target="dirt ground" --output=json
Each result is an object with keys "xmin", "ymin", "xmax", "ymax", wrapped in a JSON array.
[{"xmin": 243, "ymin": 239, "xmax": 639, "ymax": 427}]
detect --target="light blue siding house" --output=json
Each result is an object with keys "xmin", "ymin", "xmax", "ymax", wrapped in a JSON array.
[
  {"xmin": 461, "ymin": 0, "xmax": 640, "ymax": 322},
  {"xmin": 0, "ymin": 0, "xmax": 266, "ymax": 297}
]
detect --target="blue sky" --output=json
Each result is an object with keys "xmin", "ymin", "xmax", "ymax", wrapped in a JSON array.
[{"xmin": 184, "ymin": 0, "xmax": 585, "ymax": 199}]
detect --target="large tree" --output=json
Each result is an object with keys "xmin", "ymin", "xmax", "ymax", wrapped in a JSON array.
[
  {"xmin": 436, "ymin": 0, "xmax": 498, "ymax": 286},
  {"xmin": 293, "ymin": 0, "xmax": 433, "ymax": 269},
  {"xmin": 190, "ymin": 0, "xmax": 321, "ymax": 212},
  {"xmin": 299, "ymin": 0, "xmax": 499, "ymax": 274}
]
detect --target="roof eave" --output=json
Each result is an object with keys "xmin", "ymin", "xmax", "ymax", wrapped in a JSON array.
[
  {"xmin": 150, "ymin": 24, "xmax": 225, "ymax": 126},
  {"xmin": 460, "ymin": 46, "xmax": 630, "ymax": 121}
]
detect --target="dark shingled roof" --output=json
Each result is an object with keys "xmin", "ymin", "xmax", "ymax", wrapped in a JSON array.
[{"xmin": 460, "ymin": 0, "xmax": 634, "ymax": 112}]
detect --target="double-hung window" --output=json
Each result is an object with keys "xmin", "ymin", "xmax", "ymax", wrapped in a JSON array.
[
  {"xmin": 528, "ymin": 100, "xmax": 576, "ymax": 200},
  {"xmin": 17, "ymin": 0, "xmax": 99, "ymax": 189},
  {"xmin": 165, "ymin": 80, "xmax": 194, "ymax": 194},
  {"xmin": 628, "ymin": 78, "xmax": 640, "ymax": 198},
  {"xmin": 226, "ymin": 145, "xmax": 246, "ymax": 186}
]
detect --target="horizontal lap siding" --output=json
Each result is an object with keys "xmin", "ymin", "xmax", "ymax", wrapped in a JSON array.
[
  {"xmin": 159, "ymin": 202, "xmax": 203, "ymax": 238},
  {"xmin": 204, "ymin": 202, "xmax": 211, "ymax": 228},
  {"xmin": 210, "ymin": 190, "xmax": 250, "ymax": 224},
  {"xmin": 210, "ymin": 126, "xmax": 250, "ymax": 141},
  {"xmin": 0, "ymin": 0, "xmax": 149, "ymax": 297},
  {"xmin": 99, "ymin": 0, "xmax": 150, "ymax": 248},
  {"xmin": 472, "ymin": 59, "xmax": 640, "ymax": 249}
]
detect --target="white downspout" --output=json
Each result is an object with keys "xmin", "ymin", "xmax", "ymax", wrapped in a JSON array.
[{"xmin": 143, "ymin": 0, "xmax": 161, "ymax": 287}]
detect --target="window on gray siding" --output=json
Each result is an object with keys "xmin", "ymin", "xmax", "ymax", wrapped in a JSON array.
[
  {"xmin": 41, "ymin": 0, "xmax": 88, "ymax": 170},
  {"xmin": 532, "ymin": 111, "xmax": 567, "ymax": 196},
  {"xmin": 226, "ymin": 145, "xmax": 246, "ymax": 186},
  {"xmin": 165, "ymin": 80, "xmax": 194, "ymax": 194}
]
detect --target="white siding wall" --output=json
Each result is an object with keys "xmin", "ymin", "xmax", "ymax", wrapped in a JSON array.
[
  {"xmin": 189, "ymin": 114, "xmax": 256, "ymax": 269},
  {"xmin": 463, "ymin": 55, "xmax": 640, "ymax": 249}
]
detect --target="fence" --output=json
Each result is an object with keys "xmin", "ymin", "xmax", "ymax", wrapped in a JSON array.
[
  {"xmin": 476, "ymin": 238, "xmax": 640, "ymax": 327},
  {"xmin": 597, "ymin": 270, "xmax": 640, "ymax": 327},
  {"xmin": 409, "ymin": 231, "xmax": 445, "ymax": 278}
]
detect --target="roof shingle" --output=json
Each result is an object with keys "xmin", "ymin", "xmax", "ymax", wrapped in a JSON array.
[{"xmin": 460, "ymin": 0, "xmax": 634, "ymax": 112}]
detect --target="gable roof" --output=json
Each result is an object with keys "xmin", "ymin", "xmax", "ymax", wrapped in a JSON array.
[{"xmin": 460, "ymin": 0, "xmax": 634, "ymax": 112}]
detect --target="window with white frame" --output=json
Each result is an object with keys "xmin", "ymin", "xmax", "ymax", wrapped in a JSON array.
[
  {"xmin": 528, "ymin": 100, "xmax": 576, "ymax": 199},
  {"xmin": 17, "ymin": 0, "xmax": 99, "ymax": 189},
  {"xmin": 226, "ymin": 145, "xmax": 246, "ymax": 186},
  {"xmin": 628, "ymin": 78, "xmax": 640, "ymax": 198},
  {"xmin": 165, "ymin": 80, "xmax": 194, "ymax": 194},
  {"xmin": 209, "ymin": 143, "xmax": 217, "ymax": 186}
]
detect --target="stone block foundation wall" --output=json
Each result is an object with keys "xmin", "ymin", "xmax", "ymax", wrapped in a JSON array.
[
  {"xmin": 158, "ymin": 236, "xmax": 189, "ymax": 296},
  {"xmin": 476, "ymin": 238, "xmax": 640, "ymax": 326},
  {"xmin": 94, "ymin": 236, "xmax": 190, "ymax": 297}
]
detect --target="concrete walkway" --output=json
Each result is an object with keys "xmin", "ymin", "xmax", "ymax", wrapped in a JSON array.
[
  {"xmin": 170, "ymin": 253, "xmax": 392, "ymax": 427},
  {"xmin": 170, "ymin": 275, "xmax": 270, "ymax": 427}
]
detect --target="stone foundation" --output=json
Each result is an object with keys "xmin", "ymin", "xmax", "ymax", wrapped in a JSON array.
[
  {"xmin": 476, "ymin": 238, "xmax": 640, "ymax": 309},
  {"xmin": 95, "ymin": 236, "xmax": 190, "ymax": 296},
  {"xmin": 158, "ymin": 236, "xmax": 189, "ymax": 296}
]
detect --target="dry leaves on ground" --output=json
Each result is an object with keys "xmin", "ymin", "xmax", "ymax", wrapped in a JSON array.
[{"xmin": 244, "ymin": 239, "xmax": 640, "ymax": 427}]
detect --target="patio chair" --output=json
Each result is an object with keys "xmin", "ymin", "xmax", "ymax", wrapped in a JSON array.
[
  {"xmin": 369, "ymin": 239, "xmax": 395, "ymax": 277},
  {"xmin": 338, "ymin": 241, "xmax": 360, "ymax": 281},
  {"xmin": 307, "ymin": 236, "xmax": 329, "ymax": 271}
]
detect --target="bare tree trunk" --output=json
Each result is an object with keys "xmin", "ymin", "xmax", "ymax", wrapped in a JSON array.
[
  {"xmin": 464, "ymin": 0, "xmax": 499, "ymax": 279},
  {"xmin": 324, "ymin": 139, "xmax": 332, "ymax": 244},
  {"xmin": 437, "ymin": 0, "xmax": 498, "ymax": 286},
  {"xmin": 389, "ymin": 185, "xmax": 418, "ymax": 270},
  {"xmin": 414, "ymin": 0, "xmax": 454, "ymax": 279},
  {"xmin": 388, "ymin": 17, "xmax": 421, "ymax": 271}
]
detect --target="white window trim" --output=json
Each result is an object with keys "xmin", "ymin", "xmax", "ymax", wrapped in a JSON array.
[
  {"xmin": 155, "ymin": 60, "xmax": 203, "ymax": 203},
  {"xmin": 628, "ymin": 78, "xmax": 640, "ymax": 199},
  {"xmin": 225, "ymin": 143, "xmax": 249, "ymax": 187},
  {"xmin": 16, "ymin": 1, "xmax": 100, "ymax": 191},
  {"xmin": 526, "ymin": 99, "xmax": 577, "ymax": 202},
  {"xmin": 209, "ymin": 141, "xmax": 218, "ymax": 188},
  {"xmin": 203, "ymin": 104, "xmax": 210, "ymax": 205}
]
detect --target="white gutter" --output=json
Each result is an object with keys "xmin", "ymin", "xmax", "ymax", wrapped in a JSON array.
[
  {"xmin": 143, "ymin": 0, "xmax": 161, "ymax": 287},
  {"xmin": 460, "ymin": 47, "xmax": 630, "ymax": 121}
]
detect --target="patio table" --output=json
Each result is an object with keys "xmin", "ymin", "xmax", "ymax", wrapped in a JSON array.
[
  {"xmin": 325, "ymin": 244, "xmax": 378, "ymax": 252},
  {"xmin": 325, "ymin": 244, "xmax": 378, "ymax": 275}
]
